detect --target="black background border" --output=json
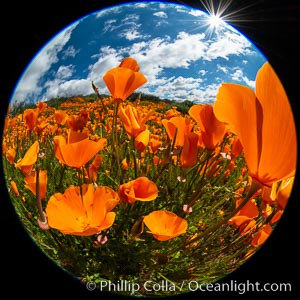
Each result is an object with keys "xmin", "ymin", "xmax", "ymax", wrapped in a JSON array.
[{"xmin": 1, "ymin": 0, "xmax": 299, "ymax": 298}]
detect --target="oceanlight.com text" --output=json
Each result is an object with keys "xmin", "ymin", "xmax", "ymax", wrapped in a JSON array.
[{"xmin": 187, "ymin": 280, "xmax": 292, "ymax": 294}]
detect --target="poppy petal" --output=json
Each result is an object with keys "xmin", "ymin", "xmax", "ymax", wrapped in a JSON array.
[
  {"xmin": 214, "ymin": 83, "xmax": 260, "ymax": 178},
  {"xmin": 256, "ymin": 62, "xmax": 297, "ymax": 183}
]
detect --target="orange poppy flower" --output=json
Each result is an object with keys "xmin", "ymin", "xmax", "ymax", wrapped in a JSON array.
[
  {"xmin": 189, "ymin": 104, "xmax": 226, "ymax": 150},
  {"xmin": 121, "ymin": 158, "xmax": 129, "ymax": 170},
  {"xmin": 5, "ymin": 148, "xmax": 16, "ymax": 164},
  {"xmin": 53, "ymin": 135, "xmax": 107, "ymax": 169},
  {"xmin": 251, "ymin": 224, "xmax": 273, "ymax": 247},
  {"xmin": 134, "ymin": 129, "xmax": 150, "ymax": 152},
  {"xmin": 46, "ymin": 184, "xmax": 119, "ymax": 236},
  {"xmin": 23, "ymin": 108, "xmax": 39, "ymax": 131},
  {"xmin": 149, "ymin": 136, "xmax": 162, "ymax": 154},
  {"xmin": 180, "ymin": 132, "xmax": 199, "ymax": 168},
  {"xmin": 54, "ymin": 110, "xmax": 67, "ymax": 125},
  {"xmin": 230, "ymin": 136, "xmax": 243, "ymax": 159},
  {"xmin": 103, "ymin": 58, "xmax": 147, "ymax": 102},
  {"xmin": 214, "ymin": 62, "xmax": 297, "ymax": 186},
  {"xmin": 66, "ymin": 110, "xmax": 89, "ymax": 131},
  {"xmin": 143, "ymin": 210, "xmax": 188, "ymax": 241},
  {"xmin": 162, "ymin": 116, "xmax": 193, "ymax": 147},
  {"xmin": 164, "ymin": 107, "xmax": 181, "ymax": 120},
  {"xmin": 274, "ymin": 177, "xmax": 294, "ymax": 210},
  {"xmin": 228, "ymin": 198, "xmax": 259, "ymax": 234},
  {"xmin": 67, "ymin": 128, "xmax": 89, "ymax": 143},
  {"xmin": 119, "ymin": 57, "xmax": 140, "ymax": 71},
  {"xmin": 119, "ymin": 104, "xmax": 154, "ymax": 138},
  {"xmin": 261, "ymin": 175, "xmax": 291, "ymax": 206},
  {"xmin": 36, "ymin": 101, "xmax": 47, "ymax": 113},
  {"xmin": 15, "ymin": 141, "xmax": 39, "ymax": 175},
  {"xmin": 34, "ymin": 121, "xmax": 49, "ymax": 135},
  {"xmin": 118, "ymin": 177, "xmax": 158, "ymax": 204},
  {"xmin": 24, "ymin": 170, "xmax": 48, "ymax": 200}
]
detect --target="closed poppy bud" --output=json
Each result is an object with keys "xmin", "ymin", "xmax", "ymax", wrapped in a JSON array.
[
  {"xmin": 134, "ymin": 129, "xmax": 150, "ymax": 152},
  {"xmin": 155, "ymin": 253, "xmax": 169, "ymax": 265},
  {"xmin": 23, "ymin": 108, "xmax": 39, "ymax": 131},
  {"xmin": 130, "ymin": 216, "xmax": 145, "ymax": 239},
  {"xmin": 10, "ymin": 180, "xmax": 19, "ymax": 196},
  {"xmin": 121, "ymin": 158, "xmax": 129, "ymax": 171},
  {"xmin": 88, "ymin": 154, "xmax": 103, "ymax": 182}
]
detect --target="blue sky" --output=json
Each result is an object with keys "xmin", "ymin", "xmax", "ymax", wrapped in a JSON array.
[{"xmin": 11, "ymin": 1, "xmax": 266, "ymax": 106}]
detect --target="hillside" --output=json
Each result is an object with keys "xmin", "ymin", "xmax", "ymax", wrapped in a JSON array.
[{"xmin": 7, "ymin": 92, "xmax": 195, "ymax": 116}]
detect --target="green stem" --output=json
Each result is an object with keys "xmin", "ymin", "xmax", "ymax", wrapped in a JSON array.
[
  {"xmin": 131, "ymin": 137, "xmax": 138, "ymax": 178},
  {"xmin": 157, "ymin": 272, "xmax": 182, "ymax": 291},
  {"xmin": 57, "ymin": 165, "xmax": 66, "ymax": 191},
  {"xmin": 36, "ymin": 162, "xmax": 45, "ymax": 223},
  {"xmin": 181, "ymin": 179, "xmax": 263, "ymax": 251},
  {"xmin": 112, "ymin": 102, "xmax": 122, "ymax": 180}
]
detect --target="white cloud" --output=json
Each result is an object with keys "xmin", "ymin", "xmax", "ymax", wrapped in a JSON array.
[
  {"xmin": 188, "ymin": 9, "xmax": 206, "ymax": 17},
  {"xmin": 84, "ymin": 28, "xmax": 255, "ymax": 101},
  {"xmin": 43, "ymin": 78, "xmax": 92, "ymax": 100},
  {"xmin": 123, "ymin": 14, "xmax": 140, "ymax": 23},
  {"xmin": 120, "ymin": 28, "xmax": 142, "ymax": 40},
  {"xmin": 231, "ymin": 69, "xmax": 244, "ymax": 81},
  {"xmin": 153, "ymin": 11, "xmax": 168, "ymax": 18},
  {"xmin": 56, "ymin": 65, "xmax": 74, "ymax": 79},
  {"xmin": 133, "ymin": 3, "xmax": 148, "ymax": 8},
  {"xmin": 95, "ymin": 6, "xmax": 121, "ymax": 19},
  {"xmin": 231, "ymin": 68, "xmax": 255, "ymax": 88},
  {"xmin": 205, "ymin": 30, "xmax": 252, "ymax": 61},
  {"xmin": 12, "ymin": 23, "xmax": 78, "ymax": 105},
  {"xmin": 199, "ymin": 69, "xmax": 208, "ymax": 76},
  {"xmin": 217, "ymin": 65, "xmax": 228, "ymax": 74},
  {"xmin": 128, "ymin": 32, "xmax": 207, "ymax": 84},
  {"xmin": 12, "ymin": 2, "xmax": 262, "ymax": 106},
  {"xmin": 62, "ymin": 45, "xmax": 80, "ymax": 59},
  {"xmin": 159, "ymin": 3, "xmax": 167, "ymax": 9},
  {"xmin": 152, "ymin": 76, "xmax": 203, "ymax": 100},
  {"xmin": 87, "ymin": 46, "xmax": 123, "ymax": 92},
  {"xmin": 152, "ymin": 79, "xmax": 220, "ymax": 103},
  {"xmin": 103, "ymin": 19, "xmax": 118, "ymax": 33}
]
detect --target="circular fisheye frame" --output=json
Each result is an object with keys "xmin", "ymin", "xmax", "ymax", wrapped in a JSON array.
[{"xmin": 2, "ymin": 1, "xmax": 296, "ymax": 297}]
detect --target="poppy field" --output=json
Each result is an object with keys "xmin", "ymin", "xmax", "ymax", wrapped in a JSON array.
[{"xmin": 2, "ymin": 58, "xmax": 297, "ymax": 296}]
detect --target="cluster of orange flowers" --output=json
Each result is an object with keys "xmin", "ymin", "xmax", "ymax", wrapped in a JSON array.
[{"xmin": 2, "ymin": 57, "xmax": 296, "ymax": 261}]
